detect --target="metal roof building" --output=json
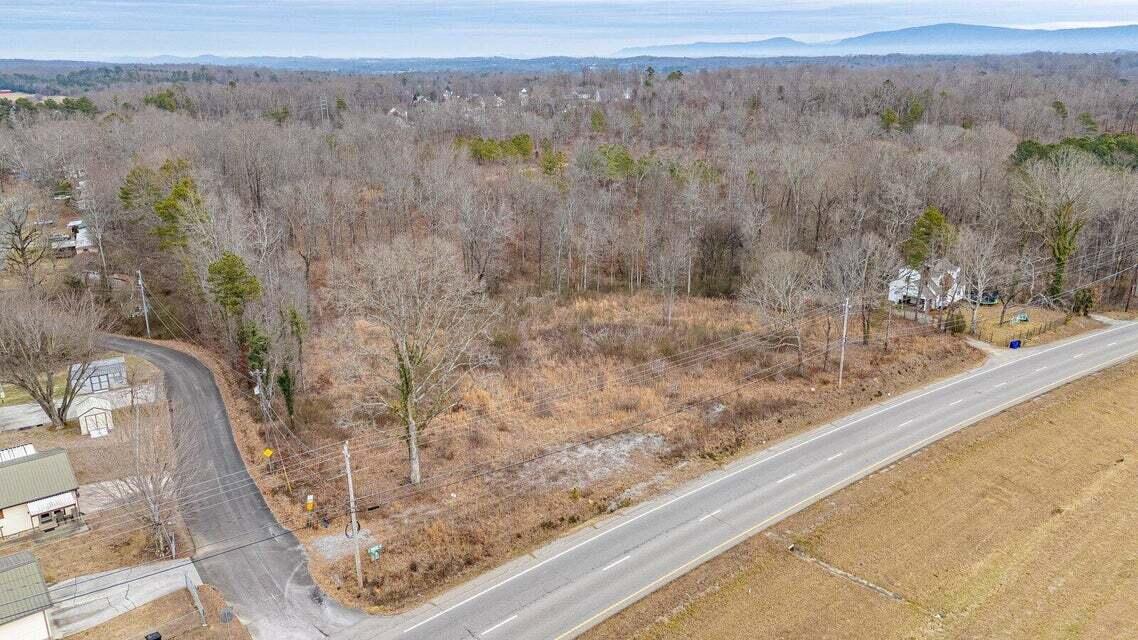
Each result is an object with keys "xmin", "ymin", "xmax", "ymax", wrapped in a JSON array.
[
  {"xmin": 0, "ymin": 551, "xmax": 51, "ymax": 629},
  {"xmin": 0, "ymin": 449, "xmax": 78, "ymax": 511},
  {"xmin": 69, "ymin": 356, "xmax": 127, "ymax": 393}
]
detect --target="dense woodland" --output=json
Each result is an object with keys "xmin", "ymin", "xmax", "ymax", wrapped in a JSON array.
[
  {"xmin": 3, "ymin": 52, "xmax": 1138, "ymax": 435},
  {"xmin": 3, "ymin": 51, "xmax": 1138, "ymax": 605}
]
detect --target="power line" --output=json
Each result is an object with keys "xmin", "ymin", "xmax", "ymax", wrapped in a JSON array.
[
  {"xmin": 0, "ymin": 312, "xmax": 889, "ymax": 614},
  {"xmin": 259, "ymin": 239, "xmax": 1138, "ymax": 476},
  {"xmin": 12, "ymin": 255, "xmax": 1131, "ymax": 621},
  {"xmin": 62, "ymin": 243, "xmax": 1137, "ymax": 557}
]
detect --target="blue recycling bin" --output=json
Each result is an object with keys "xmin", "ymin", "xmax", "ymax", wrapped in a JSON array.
[{"xmin": 1009, "ymin": 339, "xmax": 1022, "ymax": 349}]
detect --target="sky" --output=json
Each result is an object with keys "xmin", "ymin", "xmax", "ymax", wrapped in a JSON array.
[{"xmin": 2, "ymin": 0, "xmax": 1138, "ymax": 60}]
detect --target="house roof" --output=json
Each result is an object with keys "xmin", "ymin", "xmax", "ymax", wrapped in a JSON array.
[
  {"xmin": 0, "ymin": 448, "xmax": 78, "ymax": 510},
  {"xmin": 70, "ymin": 395, "xmax": 114, "ymax": 416},
  {"xmin": 0, "ymin": 551, "xmax": 51, "ymax": 624},
  {"xmin": 90, "ymin": 356, "xmax": 125, "ymax": 373},
  {"xmin": 0, "ymin": 444, "xmax": 36, "ymax": 463},
  {"xmin": 69, "ymin": 356, "xmax": 126, "ymax": 381}
]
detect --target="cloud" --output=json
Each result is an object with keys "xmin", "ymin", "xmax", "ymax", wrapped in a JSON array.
[{"xmin": 3, "ymin": 0, "xmax": 1138, "ymax": 59}]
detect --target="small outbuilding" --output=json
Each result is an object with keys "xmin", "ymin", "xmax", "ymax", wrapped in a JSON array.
[
  {"xmin": 0, "ymin": 552, "xmax": 52, "ymax": 640},
  {"xmin": 70, "ymin": 396, "xmax": 115, "ymax": 438},
  {"xmin": 66, "ymin": 220, "xmax": 98, "ymax": 254},
  {"xmin": 71, "ymin": 356, "xmax": 127, "ymax": 394},
  {"xmin": 0, "ymin": 447, "xmax": 80, "ymax": 540}
]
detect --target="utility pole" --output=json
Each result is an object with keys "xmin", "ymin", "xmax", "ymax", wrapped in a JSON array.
[
  {"xmin": 1127, "ymin": 263, "xmax": 1137, "ymax": 312},
  {"xmin": 137, "ymin": 270, "xmax": 152, "ymax": 338},
  {"xmin": 250, "ymin": 370, "xmax": 271, "ymax": 423},
  {"xmin": 838, "ymin": 297, "xmax": 850, "ymax": 389},
  {"xmin": 319, "ymin": 95, "xmax": 330, "ymax": 126},
  {"xmin": 343, "ymin": 441, "xmax": 363, "ymax": 590}
]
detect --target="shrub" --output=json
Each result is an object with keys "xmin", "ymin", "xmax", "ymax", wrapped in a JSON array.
[
  {"xmin": 1072, "ymin": 288, "xmax": 1095, "ymax": 316},
  {"xmin": 143, "ymin": 88, "xmax": 191, "ymax": 112},
  {"xmin": 459, "ymin": 133, "xmax": 534, "ymax": 163},
  {"xmin": 490, "ymin": 327, "xmax": 521, "ymax": 352},
  {"xmin": 945, "ymin": 310, "xmax": 967, "ymax": 334}
]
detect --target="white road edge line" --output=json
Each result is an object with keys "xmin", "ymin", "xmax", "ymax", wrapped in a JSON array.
[
  {"xmin": 826, "ymin": 452, "xmax": 843, "ymax": 462},
  {"xmin": 776, "ymin": 473, "xmax": 797, "ymax": 484},
  {"xmin": 602, "ymin": 555, "xmax": 631, "ymax": 572},
  {"xmin": 553, "ymin": 344, "xmax": 1138, "ymax": 639},
  {"xmin": 698, "ymin": 509, "xmax": 722, "ymax": 523},
  {"xmin": 481, "ymin": 614, "xmax": 518, "ymax": 635},
  {"xmin": 400, "ymin": 322, "xmax": 1134, "ymax": 634}
]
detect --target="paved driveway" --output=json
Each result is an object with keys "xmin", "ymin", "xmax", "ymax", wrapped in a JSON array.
[{"xmin": 103, "ymin": 336, "xmax": 364, "ymax": 640}]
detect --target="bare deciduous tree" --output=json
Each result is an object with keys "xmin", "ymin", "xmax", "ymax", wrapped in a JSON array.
[
  {"xmin": 340, "ymin": 236, "xmax": 496, "ymax": 485},
  {"xmin": 742, "ymin": 250, "xmax": 817, "ymax": 374},
  {"xmin": 0, "ymin": 291, "xmax": 108, "ymax": 427},
  {"xmin": 102, "ymin": 396, "xmax": 200, "ymax": 557},
  {"xmin": 1015, "ymin": 148, "xmax": 1107, "ymax": 298},
  {"xmin": 823, "ymin": 235, "xmax": 875, "ymax": 366},
  {"xmin": 2, "ymin": 191, "xmax": 48, "ymax": 290},
  {"xmin": 649, "ymin": 232, "xmax": 687, "ymax": 326},
  {"xmin": 457, "ymin": 188, "xmax": 512, "ymax": 287},
  {"xmin": 954, "ymin": 225, "xmax": 1008, "ymax": 334}
]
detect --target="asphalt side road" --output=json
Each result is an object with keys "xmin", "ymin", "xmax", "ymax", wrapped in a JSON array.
[
  {"xmin": 100, "ymin": 321, "xmax": 1138, "ymax": 640},
  {"xmin": 332, "ymin": 319, "xmax": 1138, "ymax": 640},
  {"xmin": 103, "ymin": 336, "xmax": 364, "ymax": 640}
]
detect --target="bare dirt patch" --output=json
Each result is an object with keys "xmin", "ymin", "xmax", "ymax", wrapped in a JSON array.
[
  {"xmin": 139, "ymin": 294, "xmax": 983, "ymax": 613},
  {"xmin": 588, "ymin": 355, "xmax": 1138, "ymax": 640},
  {"xmin": 284, "ymin": 294, "xmax": 982, "ymax": 611}
]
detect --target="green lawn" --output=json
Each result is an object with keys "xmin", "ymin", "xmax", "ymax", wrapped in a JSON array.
[
  {"xmin": 0, "ymin": 382, "xmax": 34, "ymax": 406},
  {"xmin": 0, "ymin": 350, "xmax": 149, "ymax": 407}
]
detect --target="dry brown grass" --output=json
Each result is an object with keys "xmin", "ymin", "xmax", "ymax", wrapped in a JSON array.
[
  {"xmin": 126, "ymin": 295, "xmax": 980, "ymax": 614},
  {"xmin": 1, "ymin": 514, "xmax": 197, "ymax": 584},
  {"xmin": 69, "ymin": 585, "xmax": 251, "ymax": 640},
  {"xmin": 588, "ymin": 356, "xmax": 1138, "ymax": 640},
  {"xmin": 0, "ymin": 426, "xmax": 123, "ymax": 484},
  {"xmin": 0, "ymin": 350, "xmax": 161, "ymax": 482},
  {"xmin": 1, "ymin": 528, "xmax": 151, "ymax": 584},
  {"xmin": 279, "ymin": 293, "xmax": 981, "ymax": 612},
  {"xmin": 967, "ymin": 304, "xmax": 1102, "ymax": 347}
]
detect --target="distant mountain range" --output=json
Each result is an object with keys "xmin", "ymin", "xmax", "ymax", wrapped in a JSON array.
[
  {"xmin": 617, "ymin": 23, "xmax": 1138, "ymax": 58},
  {"xmin": 82, "ymin": 23, "xmax": 1138, "ymax": 76},
  {"xmin": 101, "ymin": 54, "xmax": 800, "ymax": 74}
]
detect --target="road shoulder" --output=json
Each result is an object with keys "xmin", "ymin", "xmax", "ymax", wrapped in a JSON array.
[{"xmin": 587, "ymin": 354, "xmax": 1138, "ymax": 639}]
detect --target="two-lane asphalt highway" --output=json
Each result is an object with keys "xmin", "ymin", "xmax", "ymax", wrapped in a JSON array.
[{"xmin": 334, "ymin": 318, "xmax": 1138, "ymax": 640}]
